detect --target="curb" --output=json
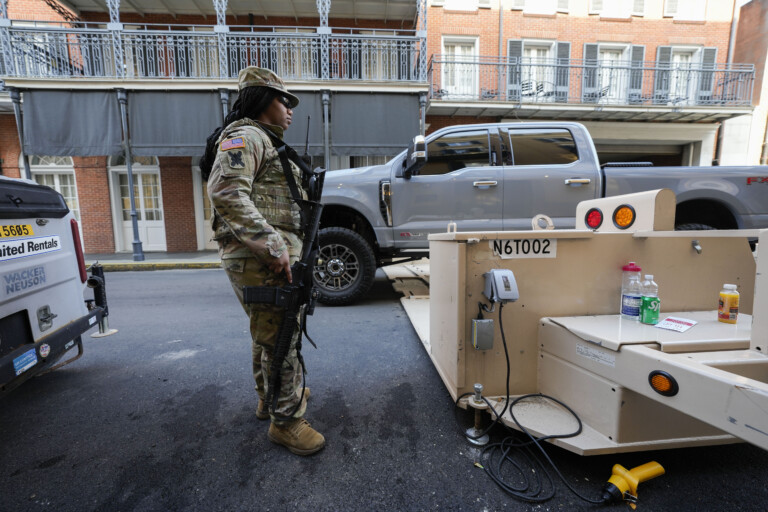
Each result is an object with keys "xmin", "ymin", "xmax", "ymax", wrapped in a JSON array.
[{"xmin": 87, "ymin": 262, "xmax": 222, "ymax": 271}]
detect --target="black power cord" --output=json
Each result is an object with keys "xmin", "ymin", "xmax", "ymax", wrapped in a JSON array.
[{"xmin": 455, "ymin": 301, "xmax": 608, "ymax": 505}]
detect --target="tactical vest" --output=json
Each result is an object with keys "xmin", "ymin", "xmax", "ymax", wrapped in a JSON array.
[{"xmin": 213, "ymin": 120, "xmax": 307, "ymax": 238}]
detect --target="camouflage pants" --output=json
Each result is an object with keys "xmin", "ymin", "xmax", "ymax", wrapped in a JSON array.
[{"xmin": 222, "ymin": 255, "xmax": 306, "ymax": 423}]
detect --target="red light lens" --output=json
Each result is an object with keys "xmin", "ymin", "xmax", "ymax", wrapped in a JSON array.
[
  {"xmin": 585, "ymin": 208, "xmax": 603, "ymax": 229},
  {"xmin": 70, "ymin": 219, "xmax": 87, "ymax": 283}
]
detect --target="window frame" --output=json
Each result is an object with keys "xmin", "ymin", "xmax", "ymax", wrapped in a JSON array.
[{"xmin": 502, "ymin": 127, "xmax": 580, "ymax": 167}]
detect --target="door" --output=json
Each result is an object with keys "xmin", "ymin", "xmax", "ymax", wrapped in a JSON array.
[
  {"xmin": 500, "ymin": 127, "xmax": 598, "ymax": 230},
  {"xmin": 598, "ymin": 48, "xmax": 626, "ymax": 103},
  {"xmin": 523, "ymin": 44, "xmax": 554, "ymax": 99},
  {"xmin": 442, "ymin": 39, "xmax": 477, "ymax": 99},
  {"xmin": 117, "ymin": 172, "xmax": 167, "ymax": 251},
  {"xmin": 390, "ymin": 128, "xmax": 503, "ymax": 249}
]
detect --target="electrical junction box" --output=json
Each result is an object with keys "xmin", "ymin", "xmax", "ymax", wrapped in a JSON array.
[
  {"xmin": 472, "ymin": 319, "xmax": 494, "ymax": 350},
  {"xmin": 483, "ymin": 269, "xmax": 519, "ymax": 303}
]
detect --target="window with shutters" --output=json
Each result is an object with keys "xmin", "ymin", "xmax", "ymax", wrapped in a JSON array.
[
  {"xmin": 653, "ymin": 46, "xmax": 715, "ymax": 106},
  {"xmin": 508, "ymin": 39, "xmax": 570, "ymax": 102},
  {"xmin": 583, "ymin": 43, "xmax": 645, "ymax": 104}
]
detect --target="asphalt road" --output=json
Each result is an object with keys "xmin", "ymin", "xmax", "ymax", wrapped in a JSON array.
[{"xmin": 1, "ymin": 269, "xmax": 766, "ymax": 511}]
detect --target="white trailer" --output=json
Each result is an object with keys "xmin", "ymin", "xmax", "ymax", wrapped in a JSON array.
[{"xmin": 424, "ymin": 189, "xmax": 767, "ymax": 454}]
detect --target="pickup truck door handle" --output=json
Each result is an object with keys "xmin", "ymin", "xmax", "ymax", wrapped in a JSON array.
[
  {"xmin": 473, "ymin": 181, "xmax": 498, "ymax": 188},
  {"xmin": 564, "ymin": 178, "xmax": 591, "ymax": 185}
]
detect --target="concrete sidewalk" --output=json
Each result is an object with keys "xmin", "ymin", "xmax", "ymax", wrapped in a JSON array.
[{"xmin": 85, "ymin": 251, "xmax": 221, "ymax": 271}]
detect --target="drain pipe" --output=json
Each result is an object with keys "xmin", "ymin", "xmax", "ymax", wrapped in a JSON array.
[{"xmin": 715, "ymin": 0, "xmax": 742, "ymax": 165}]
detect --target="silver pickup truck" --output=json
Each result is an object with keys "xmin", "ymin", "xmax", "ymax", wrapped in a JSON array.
[
  {"xmin": 314, "ymin": 121, "xmax": 768, "ymax": 305},
  {"xmin": 0, "ymin": 176, "xmax": 115, "ymax": 394}
]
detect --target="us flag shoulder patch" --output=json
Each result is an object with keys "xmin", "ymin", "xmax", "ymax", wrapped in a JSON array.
[{"xmin": 220, "ymin": 137, "xmax": 245, "ymax": 151}]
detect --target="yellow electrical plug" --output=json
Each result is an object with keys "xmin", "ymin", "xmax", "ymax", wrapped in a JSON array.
[{"xmin": 601, "ymin": 461, "xmax": 665, "ymax": 506}]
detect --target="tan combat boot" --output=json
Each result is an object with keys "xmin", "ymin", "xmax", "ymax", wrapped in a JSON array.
[
  {"xmin": 268, "ymin": 418, "xmax": 325, "ymax": 456},
  {"xmin": 256, "ymin": 387, "xmax": 311, "ymax": 420}
]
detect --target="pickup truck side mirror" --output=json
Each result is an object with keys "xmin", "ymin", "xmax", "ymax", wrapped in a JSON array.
[{"xmin": 401, "ymin": 135, "xmax": 426, "ymax": 179}]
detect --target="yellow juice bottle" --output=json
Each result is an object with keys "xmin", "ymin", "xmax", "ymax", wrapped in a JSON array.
[{"xmin": 718, "ymin": 284, "xmax": 739, "ymax": 324}]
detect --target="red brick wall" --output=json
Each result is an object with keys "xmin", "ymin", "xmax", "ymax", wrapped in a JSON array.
[
  {"xmin": 158, "ymin": 157, "xmax": 197, "ymax": 252},
  {"xmin": 0, "ymin": 115, "xmax": 22, "ymax": 179},
  {"xmin": 8, "ymin": 0, "xmax": 71, "ymax": 21},
  {"xmin": 734, "ymin": 0, "xmax": 768, "ymax": 105},
  {"xmin": 72, "ymin": 156, "xmax": 115, "ymax": 253},
  {"xmin": 428, "ymin": 7, "xmax": 732, "ymax": 63}
]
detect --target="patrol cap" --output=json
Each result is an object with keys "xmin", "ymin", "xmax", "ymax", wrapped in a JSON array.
[{"xmin": 237, "ymin": 66, "xmax": 299, "ymax": 108}]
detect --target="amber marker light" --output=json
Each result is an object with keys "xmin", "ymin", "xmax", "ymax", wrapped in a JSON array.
[
  {"xmin": 613, "ymin": 204, "xmax": 636, "ymax": 229},
  {"xmin": 585, "ymin": 208, "xmax": 603, "ymax": 229},
  {"xmin": 648, "ymin": 371, "xmax": 679, "ymax": 397}
]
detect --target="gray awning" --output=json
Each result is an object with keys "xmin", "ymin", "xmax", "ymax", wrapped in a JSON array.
[
  {"xmin": 22, "ymin": 90, "xmax": 122, "ymax": 156},
  {"xmin": 129, "ymin": 91, "xmax": 221, "ymax": 156},
  {"xmin": 331, "ymin": 93, "xmax": 419, "ymax": 156},
  {"xmin": 283, "ymin": 92, "xmax": 324, "ymax": 156},
  {"xmin": 228, "ymin": 91, "xmax": 324, "ymax": 156}
]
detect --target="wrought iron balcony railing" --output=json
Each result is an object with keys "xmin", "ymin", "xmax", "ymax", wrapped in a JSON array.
[
  {"xmin": 0, "ymin": 21, "xmax": 426, "ymax": 82},
  {"xmin": 429, "ymin": 55, "xmax": 754, "ymax": 107}
]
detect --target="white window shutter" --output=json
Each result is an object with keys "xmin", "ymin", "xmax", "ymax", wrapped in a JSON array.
[{"xmin": 664, "ymin": 0, "xmax": 678, "ymax": 17}]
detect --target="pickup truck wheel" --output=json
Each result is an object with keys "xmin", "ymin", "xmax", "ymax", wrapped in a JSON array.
[
  {"xmin": 313, "ymin": 227, "xmax": 376, "ymax": 306},
  {"xmin": 675, "ymin": 223, "xmax": 715, "ymax": 231}
]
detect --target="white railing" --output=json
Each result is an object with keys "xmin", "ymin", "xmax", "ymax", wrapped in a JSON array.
[
  {"xmin": 0, "ymin": 22, "xmax": 425, "ymax": 83},
  {"xmin": 428, "ymin": 55, "xmax": 754, "ymax": 107}
]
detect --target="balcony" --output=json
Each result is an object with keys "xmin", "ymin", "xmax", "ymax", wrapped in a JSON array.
[
  {"xmin": 0, "ymin": 21, "xmax": 427, "ymax": 84},
  {"xmin": 428, "ymin": 55, "xmax": 755, "ymax": 123}
]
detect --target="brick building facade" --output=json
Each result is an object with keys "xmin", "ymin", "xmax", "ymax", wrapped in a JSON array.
[{"xmin": 0, "ymin": 0, "xmax": 762, "ymax": 254}]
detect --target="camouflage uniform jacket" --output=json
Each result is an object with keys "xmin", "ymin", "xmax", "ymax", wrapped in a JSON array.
[{"xmin": 207, "ymin": 119, "xmax": 307, "ymax": 261}]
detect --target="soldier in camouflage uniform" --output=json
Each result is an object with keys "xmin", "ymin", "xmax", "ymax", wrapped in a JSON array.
[{"xmin": 206, "ymin": 67, "xmax": 324, "ymax": 456}]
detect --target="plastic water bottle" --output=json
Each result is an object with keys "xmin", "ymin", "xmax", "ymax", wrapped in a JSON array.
[
  {"xmin": 639, "ymin": 275, "xmax": 660, "ymax": 325},
  {"xmin": 620, "ymin": 262, "xmax": 642, "ymax": 319}
]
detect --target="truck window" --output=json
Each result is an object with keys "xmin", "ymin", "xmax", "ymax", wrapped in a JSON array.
[
  {"xmin": 504, "ymin": 128, "xmax": 578, "ymax": 166},
  {"xmin": 420, "ymin": 130, "xmax": 490, "ymax": 176}
]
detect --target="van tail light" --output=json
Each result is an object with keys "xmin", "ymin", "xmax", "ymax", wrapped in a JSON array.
[{"xmin": 70, "ymin": 219, "xmax": 87, "ymax": 283}]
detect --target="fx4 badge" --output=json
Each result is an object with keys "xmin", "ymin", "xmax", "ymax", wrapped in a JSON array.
[
  {"xmin": 747, "ymin": 177, "xmax": 768, "ymax": 185},
  {"xmin": 399, "ymin": 232, "xmax": 428, "ymax": 238}
]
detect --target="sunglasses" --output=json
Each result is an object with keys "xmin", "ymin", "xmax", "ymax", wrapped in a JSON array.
[{"xmin": 278, "ymin": 96, "xmax": 294, "ymax": 109}]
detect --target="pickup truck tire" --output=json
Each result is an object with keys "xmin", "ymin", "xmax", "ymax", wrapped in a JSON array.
[
  {"xmin": 675, "ymin": 223, "xmax": 715, "ymax": 231},
  {"xmin": 313, "ymin": 227, "xmax": 376, "ymax": 306}
]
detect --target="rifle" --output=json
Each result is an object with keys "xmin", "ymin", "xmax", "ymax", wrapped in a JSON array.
[{"xmin": 242, "ymin": 126, "xmax": 324, "ymax": 420}]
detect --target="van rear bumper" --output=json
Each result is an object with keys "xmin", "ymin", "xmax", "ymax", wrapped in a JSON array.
[{"xmin": 0, "ymin": 307, "xmax": 106, "ymax": 394}]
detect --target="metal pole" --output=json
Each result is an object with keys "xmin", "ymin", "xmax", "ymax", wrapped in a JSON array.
[
  {"xmin": 316, "ymin": 0, "xmax": 331, "ymax": 79},
  {"xmin": 218, "ymin": 88, "xmax": 230, "ymax": 123},
  {"xmin": 116, "ymin": 89, "xmax": 145, "ymax": 261},
  {"xmin": 9, "ymin": 88, "xmax": 31, "ymax": 180},
  {"xmin": 419, "ymin": 92, "xmax": 427, "ymax": 136},
  {"xmin": 213, "ymin": 0, "xmax": 229, "ymax": 78},
  {"xmin": 0, "ymin": 0, "xmax": 17, "ymax": 77},
  {"xmin": 322, "ymin": 90, "xmax": 330, "ymax": 170}
]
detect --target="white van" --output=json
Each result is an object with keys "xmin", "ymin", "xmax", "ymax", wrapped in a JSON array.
[{"xmin": 0, "ymin": 176, "xmax": 115, "ymax": 393}]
